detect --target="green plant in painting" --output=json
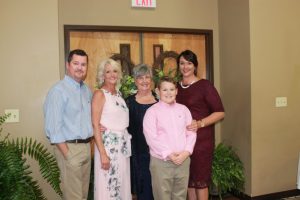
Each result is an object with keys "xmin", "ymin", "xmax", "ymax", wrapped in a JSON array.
[
  {"xmin": 119, "ymin": 74, "xmax": 137, "ymax": 99},
  {"xmin": 0, "ymin": 113, "xmax": 62, "ymax": 200},
  {"xmin": 152, "ymin": 68, "xmax": 180, "ymax": 87},
  {"xmin": 211, "ymin": 143, "xmax": 245, "ymax": 200}
]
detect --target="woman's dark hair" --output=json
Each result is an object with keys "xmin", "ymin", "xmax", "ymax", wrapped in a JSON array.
[
  {"xmin": 176, "ymin": 50, "xmax": 198, "ymax": 75},
  {"xmin": 67, "ymin": 49, "xmax": 89, "ymax": 63}
]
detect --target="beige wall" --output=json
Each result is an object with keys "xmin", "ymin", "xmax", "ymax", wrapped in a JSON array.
[
  {"xmin": 218, "ymin": 0, "xmax": 252, "ymax": 195},
  {"xmin": 249, "ymin": 0, "xmax": 300, "ymax": 196},
  {"xmin": 0, "ymin": 0, "xmax": 60, "ymax": 199},
  {"xmin": 219, "ymin": 0, "xmax": 300, "ymax": 197}
]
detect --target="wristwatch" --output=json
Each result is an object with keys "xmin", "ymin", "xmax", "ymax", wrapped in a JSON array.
[{"xmin": 199, "ymin": 120, "xmax": 205, "ymax": 128}]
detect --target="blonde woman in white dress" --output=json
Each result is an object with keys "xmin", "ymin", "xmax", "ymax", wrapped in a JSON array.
[{"xmin": 92, "ymin": 58, "xmax": 132, "ymax": 200}]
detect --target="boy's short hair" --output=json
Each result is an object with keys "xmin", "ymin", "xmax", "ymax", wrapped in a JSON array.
[{"xmin": 157, "ymin": 76, "xmax": 177, "ymax": 89}]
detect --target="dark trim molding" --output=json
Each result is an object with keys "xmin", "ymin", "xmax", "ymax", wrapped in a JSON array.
[
  {"xmin": 64, "ymin": 25, "xmax": 214, "ymax": 82},
  {"xmin": 153, "ymin": 44, "xmax": 163, "ymax": 64},
  {"xmin": 64, "ymin": 25, "xmax": 212, "ymax": 34},
  {"xmin": 205, "ymin": 32, "xmax": 214, "ymax": 82},
  {"xmin": 234, "ymin": 189, "xmax": 300, "ymax": 200}
]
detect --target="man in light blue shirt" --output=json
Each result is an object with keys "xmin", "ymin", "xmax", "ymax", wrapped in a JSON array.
[{"xmin": 44, "ymin": 49, "xmax": 92, "ymax": 200}]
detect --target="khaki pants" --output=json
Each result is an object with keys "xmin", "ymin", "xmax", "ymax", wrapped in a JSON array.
[
  {"xmin": 54, "ymin": 143, "xmax": 91, "ymax": 200},
  {"xmin": 150, "ymin": 156, "xmax": 190, "ymax": 200}
]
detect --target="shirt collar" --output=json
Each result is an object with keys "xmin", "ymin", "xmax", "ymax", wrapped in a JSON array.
[
  {"xmin": 64, "ymin": 75, "xmax": 83, "ymax": 88},
  {"xmin": 158, "ymin": 100, "xmax": 176, "ymax": 108}
]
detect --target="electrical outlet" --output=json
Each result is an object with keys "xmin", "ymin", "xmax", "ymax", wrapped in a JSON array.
[
  {"xmin": 275, "ymin": 97, "xmax": 287, "ymax": 107},
  {"xmin": 4, "ymin": 109, "xmax": 20, "ymax": 123}
]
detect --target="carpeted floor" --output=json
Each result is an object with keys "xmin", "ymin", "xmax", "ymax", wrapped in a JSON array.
[
  {"xmin": 210, "ymin": 195, "xmax": 239, "ymax": 200},
  {"xmin": 209, "ymin": 195, "xmax": 300, "ymax": 200},
  {"xmin": 133, "ymin": 194, "xmax": 300, "ymax": 200},
  {"xmin": 282, "ymin": 196, "xmax": 300, "ymax": 200}
]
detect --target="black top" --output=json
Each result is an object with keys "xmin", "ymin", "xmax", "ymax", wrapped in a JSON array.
[{"xmin": 126, "ymin": 93, "xmax": 157, "ymax": 154}]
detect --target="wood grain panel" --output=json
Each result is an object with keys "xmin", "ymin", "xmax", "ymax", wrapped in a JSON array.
[
  {"xmin": 69, "ymin": 31, "xmax": 207, "ymax": 91},
  {"xmin": 143, "ymin": 33, "xmax": 206, "ymax": 79},
  {"xmin": 70, "ymin": 31, "xmax": 140, "ymax": 91}
]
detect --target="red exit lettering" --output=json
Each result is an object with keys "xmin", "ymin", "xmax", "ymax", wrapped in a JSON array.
[{"xmin": 136, "ymin": 0, "xmax": 153, "ymax": 6}]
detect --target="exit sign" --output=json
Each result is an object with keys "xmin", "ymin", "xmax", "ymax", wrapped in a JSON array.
[{"xmin": 132, "ymin": 0, "xmax": 156, "ymax": 8}]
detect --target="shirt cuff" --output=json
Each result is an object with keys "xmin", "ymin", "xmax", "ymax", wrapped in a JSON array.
[
  {"xmin": 185, "ymin": 147, "xmax": 194, "ymax": 155},
  {"xmin": 48, "ymin": 136, "xmax": 65, "ymax": 144},
  {"xmin": 161, "ymin": 150, "xmax": 172, "ymax": 161}
]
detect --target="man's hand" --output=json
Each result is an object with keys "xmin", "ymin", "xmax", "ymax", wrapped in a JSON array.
[{"xmin": 56, "ymin": 143, "xmax": 69, "ymax": 159}]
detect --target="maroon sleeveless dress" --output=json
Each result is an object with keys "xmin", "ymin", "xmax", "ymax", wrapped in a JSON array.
[{"xmin": 176, "ymin": 79, "xmax": 224, "ymax": 189}]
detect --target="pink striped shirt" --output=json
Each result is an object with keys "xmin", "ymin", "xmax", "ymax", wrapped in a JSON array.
[{"xmin": 143, "ymin": 101, "xmax": 196, "ymax": 161}]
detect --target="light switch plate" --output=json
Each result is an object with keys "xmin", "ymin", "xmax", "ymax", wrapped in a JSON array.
[
  {"xmin": 4, "ymin": 109, "xmax": 20, "ymax": 123},
  {"xmin": 275, "ymin": 97, "xmax": 287, "ymax": 107}
]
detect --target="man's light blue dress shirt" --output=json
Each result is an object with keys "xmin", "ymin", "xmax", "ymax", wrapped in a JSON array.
[{"xmin": 44, "ymin": 75, "xmax": 93, "ymax": 144}]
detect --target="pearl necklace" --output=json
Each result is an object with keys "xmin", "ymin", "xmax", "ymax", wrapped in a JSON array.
[{"xmin": 180, "ymin": 80, "xmax": 196, "ymax": 89}]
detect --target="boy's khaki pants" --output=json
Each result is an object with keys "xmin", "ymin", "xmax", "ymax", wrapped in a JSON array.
[{"xmin": 150, "ymin": 156, "xmax": 190, "ymax": 200}]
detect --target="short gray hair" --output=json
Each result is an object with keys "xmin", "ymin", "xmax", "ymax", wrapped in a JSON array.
[{"xmin": 132, "ymin": 64, "xmax": 153, "ymax": 79}]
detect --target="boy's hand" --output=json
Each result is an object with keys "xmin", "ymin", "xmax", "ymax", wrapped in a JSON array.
[
  {"xmin": 168, "ymin": 152, "xmax": 179, "ymax": 162},
  {"xmin": 171, "ymin": 151, "xmax": 190, "ymax": 165}
]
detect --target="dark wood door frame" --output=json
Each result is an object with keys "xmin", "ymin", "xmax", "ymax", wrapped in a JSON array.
[{"xmin": 64, "ymin": 25, "xmax": 214, "ymax": 82}]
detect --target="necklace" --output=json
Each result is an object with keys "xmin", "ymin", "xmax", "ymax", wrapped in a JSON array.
[
  {"xmin": 136, "ymin": 92, "xmax": 156, "ymax": 104},
  {"xmin": 180, "ymin": 80, "xmax": 195, "ymax": 89}
]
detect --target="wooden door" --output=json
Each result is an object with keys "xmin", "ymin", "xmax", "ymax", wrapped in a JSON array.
[
  {"xmin": 67, "ymin": 28, "xmax": 210, "ymax": 91},
  {"xmin": 69, "ymin": 31, "xmax": 140, "ymax": 91},
  {"xmin": 143, "ymin": 33, "xmax": 206, "ymax": 79}
]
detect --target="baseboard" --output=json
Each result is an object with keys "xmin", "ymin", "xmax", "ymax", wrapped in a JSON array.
[{"xmin": 234, "ymin": 189, "xmax": 300, "ymax": 200}]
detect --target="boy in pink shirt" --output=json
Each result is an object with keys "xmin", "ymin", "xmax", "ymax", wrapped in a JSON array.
[{"xmin": 143, "ymin": 76, "xmax": 196, "ymax": 200}]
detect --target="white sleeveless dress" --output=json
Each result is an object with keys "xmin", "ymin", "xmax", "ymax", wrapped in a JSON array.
[{"xmin": 94, "ymin": 89, "xmax": 132, "ymax": 200}]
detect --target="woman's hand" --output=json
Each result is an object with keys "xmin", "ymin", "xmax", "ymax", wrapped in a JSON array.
[
  {"xmin": 99, "ymin": 123, "xmax": 107, "ymax": 133},
  {"xmin": 186, "ymin": 120, "xmax": 198, "ymax": 132},
  {"xmin": 100, "ymin": 154, "xmax": 110, "ymax": 170}
]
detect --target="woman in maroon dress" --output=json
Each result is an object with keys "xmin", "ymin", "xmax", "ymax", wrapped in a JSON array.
[{"xmin": 176, "ymin": 50, "xmax": 225, "ymax": 200}]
